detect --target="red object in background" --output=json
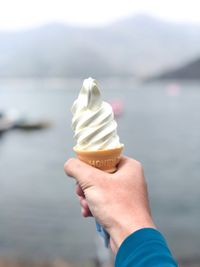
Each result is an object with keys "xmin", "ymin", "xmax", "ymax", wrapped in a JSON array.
[
  {"xmin": 166, "ymin": 83, "xmax": 181, "ymax": 96},
  {"xmin": 110, "ymin": 99, "xmax": 124, "ymax": 117}
]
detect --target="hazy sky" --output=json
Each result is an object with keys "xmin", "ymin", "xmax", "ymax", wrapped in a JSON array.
[{"xmin": 0, "ymin": 0, "xmax": 200, "ymax": 30}]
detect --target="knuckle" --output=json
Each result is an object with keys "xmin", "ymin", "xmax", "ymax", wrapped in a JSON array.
[
  {"xmin": 64, "ymin": 158, "xmax": 75, "ymax": 172},
  {"xmin": 143, "ymin": 177, "xmax": 148, "ymax": 187},
  {"xmin": 135, "ymin": 160, "xmax": 143, "ymax": 170},
  {"xmin": 86, "ymin": 169, "xmax": 95, "ymax": 180},
  {"xmin": 143, "ymin": 179, "xmax": 149, "ymax": 193}
]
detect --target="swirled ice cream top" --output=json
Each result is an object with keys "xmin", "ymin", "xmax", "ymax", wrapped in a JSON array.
[{"xmin": 71, "ymin": 77, "xmax": 121, "ymax": 151}]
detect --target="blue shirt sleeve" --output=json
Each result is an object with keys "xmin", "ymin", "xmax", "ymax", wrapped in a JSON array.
[{"xmin": 115, "ymin": 228, "xmax": 178, "ymax": 267}]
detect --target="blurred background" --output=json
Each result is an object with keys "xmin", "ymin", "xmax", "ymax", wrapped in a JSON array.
[{"xmin": 0, "ymin": 0, "xmax": 200, "ymax": 266}]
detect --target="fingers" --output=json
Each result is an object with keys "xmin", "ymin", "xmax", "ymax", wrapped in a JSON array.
[
  {"xmin": 76, "ymin": 184, "xmax": 85, "ymax": 197},
  {"xmin": 116, "ymin": 156, "xmax": 142, "ymax": 174},
  {"xmin": 76, "ymin": 184, "xmax": 93, "ymax": 217},
  {"xmin": 116, "ymin": 156, "xmax": 130, "ymax": 169},
  {"xmin": 64, "ymin": 159, "xmax": 99, "ymax": 218},
  {"xmin": 64, "ymin": 158, "xmax": 104, "ymax": 189},
  {"xmin": 116, "ymin": 156, "xmax": 132, "ymax": 174},
  {"xmin": 79, "ymin": 196, "xmax": 93, "ymax": 217},
  {"xmin": 81, "ymin": 207, "xmax": 93, "ymax": 217}
]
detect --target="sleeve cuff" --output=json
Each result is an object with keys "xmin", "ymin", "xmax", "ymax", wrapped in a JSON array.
[{"xmin": 115, "ymin": 228, "xmax": 172, "ymax": 266}]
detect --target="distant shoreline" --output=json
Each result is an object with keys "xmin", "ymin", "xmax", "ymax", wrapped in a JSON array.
[
  {"xmin": 0, "ymin": 76, "xmax": 140, "ymax": 91},
  {"xmin": 0, "ymin": 76, "xmax": 136, "ymax": 81}
]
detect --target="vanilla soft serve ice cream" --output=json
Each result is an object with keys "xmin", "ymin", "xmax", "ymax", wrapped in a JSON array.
[
  {"xmin": 71, "ymin": 78, "xmax": 121, "ymax": 151},
  {"xmin": 71, "ymin": 78, "xmax": 123, "ymax": 245}
]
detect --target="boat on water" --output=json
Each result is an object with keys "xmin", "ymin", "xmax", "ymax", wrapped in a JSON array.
[
  {"xmin": 16, "ymin": 120, "xmax": 51, "ymax": 130},
  {"xmin": 0, "ymin": 110, "xmax": 21, "ymax": 132},
  {"xmin": 0, "ymin": 110, "xmax": 50, "ymax": 133},
  {"xmin": 0, "ymin": 118, "xmax": 14, "ymax": 132}
]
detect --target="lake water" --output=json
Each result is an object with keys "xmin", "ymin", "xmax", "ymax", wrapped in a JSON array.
[{"xmin": 0, "ymin": 78, "xmax": 200, "ymax": 261}]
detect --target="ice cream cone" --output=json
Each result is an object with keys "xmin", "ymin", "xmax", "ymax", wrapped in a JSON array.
[{"xmin": 73, "ymin": 145, "xmax": 124, "ymax": 173}]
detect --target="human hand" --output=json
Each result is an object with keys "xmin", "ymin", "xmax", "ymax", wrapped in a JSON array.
[{"xmin": 64, "ymin": 156, "xmax": 156, "ymax": 253}]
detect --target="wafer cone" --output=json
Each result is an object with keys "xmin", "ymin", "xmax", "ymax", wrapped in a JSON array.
[{"xmin": 73, "ymin": 145, "xmax": 124, "ymax": 173}]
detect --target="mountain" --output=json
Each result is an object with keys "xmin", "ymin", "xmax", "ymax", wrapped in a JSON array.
[
  {"xmin": 155, "ymin": 57, "xmax": 200, "ymax": 79},
  {"xmin": 1, "ymin": 15, "xmax": 200, "ymax": 78}
]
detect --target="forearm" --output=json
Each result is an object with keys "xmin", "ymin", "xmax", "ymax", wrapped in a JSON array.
[{"xmin": 115, "ymin": 228, "xmax": 178, "ymax": 267}]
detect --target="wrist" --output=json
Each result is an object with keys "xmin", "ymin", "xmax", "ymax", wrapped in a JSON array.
[{"xmin": 109, "ymin": 214, "xmax": 156, "ymax": 252}]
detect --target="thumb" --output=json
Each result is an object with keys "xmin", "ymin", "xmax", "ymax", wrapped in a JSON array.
[{"xmin": 64, "ymin": 158, "xmax": 104, "ymax": 190}]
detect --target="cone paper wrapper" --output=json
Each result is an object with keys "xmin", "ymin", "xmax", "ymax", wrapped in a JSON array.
[{"xmin": 73, "ymin": 145, "xmax": 124, "ymax": 173}]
